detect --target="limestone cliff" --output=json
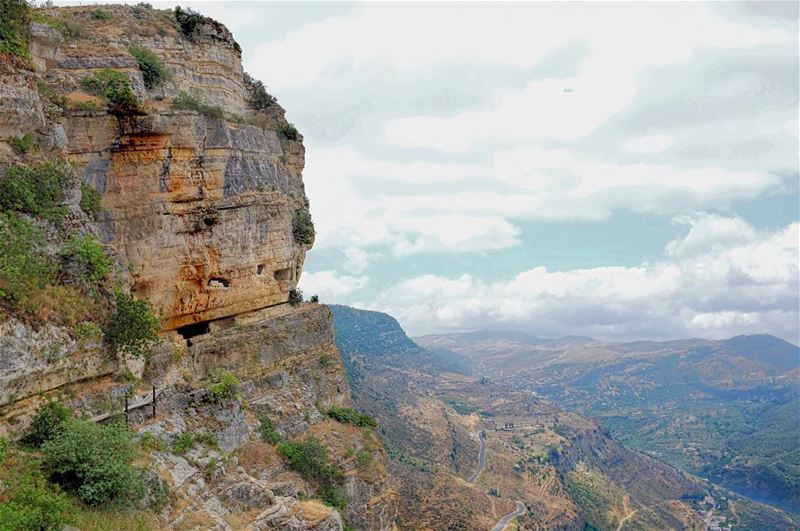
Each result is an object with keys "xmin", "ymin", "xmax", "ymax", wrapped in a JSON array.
[{"xmin": 0, "ymin": 4, "xmax": 395, "ymax": 529}]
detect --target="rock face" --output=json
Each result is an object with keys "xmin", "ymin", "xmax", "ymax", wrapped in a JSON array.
[
  {"xmin": 32, "ymin": 4, "xmax": 309, "ymax": 331},
  {"xmin": 0, "ymin": 5, "xmax": 395, "ymax": 530}
]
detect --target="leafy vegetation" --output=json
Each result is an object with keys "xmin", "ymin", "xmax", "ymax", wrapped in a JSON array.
[
  {"xmin": 0, "ymin": 0, "xmax": 31, "ymax": 60},
  {"xmin": 292, "ymin": 209, "xmax": 314, "ymax": 245},
  {"xmin": 309, "ymin": 294, "xmax": 320, "ymax": 303},
  {"xmin": 207, "ymin": 369, "xmax": 240, "ymax": 404},
  {"xmin": 278, "ymin": 437, "xmax": 347, "ymax": 510},
  {"xmin": 0, "ymin": 466, "xmax": 74, "ymax": 531},
  {"xmin": 129, "ymin": 46, "xmax": 170, "ymax": 90},
  {"xmin": 171, "ymin": 91, "xmax": 223, "ymax": 118},
  {"xmin": 9, "ymin": 132, "xmax": 35, "ymax": 154},
  {"xmin": 41, "ymin": 419, "xmax": 145, "ymax": 507},
  {"xmin": 60, "ymin": 234, "xmax": 112, "ymax": 288},
  {"xmin": 89, "ymin": 8, "xmax": 111, "ymax": 21},
  {"xmin": 277, "ymin": 121, "xmax": 299, "ymax": 141},
  {"xmin": 243, "ymin": 72, "xmax": 276, "ymax": 110},
  {"xmin": 82, "ymin": 68, "xmax": 141, "ymax": 116},
  {"xmin": 258, "ymin": 414, "xmax": 282, "ymax": 445},
  {"xmin": 326, "ymin": 406, "xmax": 378, "ymax": 428},
  {"xmin": 171, "ymin": 431, "xmax": 195, "ymax": 455},
  {"xmin": 0, "ymin": 160, "xmax": 71, "ymax": 221},
  {"xmin": 80, "ymin": 181, "xmax": 102, "ymax": 219},
  {"xmin": 23, "ymin": 401, "xmax": 72, "ymax": 449},
  {"xmin": 173, "ymin": 6, "xmax": 203, "ymax": 38},
  {"xmin": 104, "ymin": 291, "xmax": 160, "ymax": 359},
  {"xmin": 0, "ymin": 213, "xmax": 54, "ymax": 305},
  {"xmin": 288, "ymin": 288, "xmax": 303, "ymax": 306}
]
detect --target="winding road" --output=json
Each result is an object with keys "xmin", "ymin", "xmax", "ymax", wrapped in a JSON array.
[
  {"xmin": 468, "ymin": 431, "xmax": 486, "ymax": 483},
  {"xmin": 492, "ymin": 501, "xmax": 526, "ymax": 531}
]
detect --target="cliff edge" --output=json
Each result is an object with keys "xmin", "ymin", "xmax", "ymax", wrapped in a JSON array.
[{"xmin": 0, "ymin": 3, "xmax": 396, "ymax": 529}]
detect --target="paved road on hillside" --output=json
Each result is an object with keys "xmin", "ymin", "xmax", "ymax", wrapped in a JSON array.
[
  {"xmin": 468, "ymin": 430, "xmax": 486, "ymax": 483},
  {"xmin": 492, "ymin": 501, "xmax": 526, "ymax": 531}
]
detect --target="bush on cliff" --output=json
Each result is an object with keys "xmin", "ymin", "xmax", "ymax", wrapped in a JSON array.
[
  {"xmin": 207, "ymin": 369, "xmax": 240, "ymax": 404},
  {"xmin": 0, "ymin": 466, "xmax": 74, "ymax": 531},
  {"xmin": 60, "ymin": 234, "xmax": 112, "ymax": 289},
  {"xmin": 0, "ymin": 0, "xmax": 31, "ymax": 59},
  {"xmin": 105, "ymin": 291, "xmax": 160, "ymax": 359},
  {"xmin": 82, "ymin": 68, "xmax": 142, "ymax": 116},
  {"xmin": 0, "ymin": 213, "xmax": 54, "ymax": 305},
  {"xmin": 129, "ymin": 46, "xmax": 170, "ymax": 90},
  {"xmin": 174, "ymin": 6, "xmax": 202, "ymax": 38},
  {"xmin": 0, "ymin": 160, "xmax": 71, "ymax": 222},
  {"xmin": 79, "ymin": 181, "xmax": 102, "ymax": 220},
  {"xmin": 243, "ymin": 72, "xmax": 276, "ymax": 110},
  {"xmin": 41, "ymin": 419, "xmax": 145, "ymax": 506},
  {"xmin": 277, "ymin": 121, "xmax": 299, "ymax": 141},
  {"xmin": 171, "ymin": 91, "xmax": 223, "ymax": 118},
  {"xmin": 288, "ymin": 288, "xmax": 303, "ymax": 306},
  {"xmin": 326, "ymin": 406, "xmax": 378, "ymax": 428},
  {"xmin": 258, "ymin": 414, "xmax": 281, "ymax": 445},
  {"xmin": 292, "ymin": 209, "xmax": 314, "ymax": 245},
  {"xmin": 22, "ymin": 401, "xmax": 72, "ymax": 449},
  {"xmin": 278, "ymin": 437, "xmax": 346, "ymax": 510}
]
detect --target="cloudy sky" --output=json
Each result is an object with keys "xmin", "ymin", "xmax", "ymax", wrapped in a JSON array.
[{"xmin": 168, "ymin": 2, "xmax": 797, "ymax": 342}]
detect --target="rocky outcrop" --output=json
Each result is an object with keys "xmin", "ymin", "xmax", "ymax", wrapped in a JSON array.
[{"xmin": 0, "ymin": 5, "xmax": 395, "ymax": 529}]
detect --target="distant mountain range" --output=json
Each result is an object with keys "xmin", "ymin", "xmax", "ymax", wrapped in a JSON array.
[
  {"xmin": 331, "ymin": 305, "xmax": 798, "ymax": 530},
  {"xmin": 416, "ymin": 330, "xmax": 800, "ymax": 516}
]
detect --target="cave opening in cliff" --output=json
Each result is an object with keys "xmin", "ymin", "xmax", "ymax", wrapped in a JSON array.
[
  {"xmin": 177, "ymin": 321, "xmax": 210, "ymax": 345},
  {"xmin": 257, "ymin": 264, "xmax": 265, "ymax": 275},
  {"xmin": 208, "ymin": 277, "xmax": 230, "ymax": 288},
  {"xmin": 274, "ymin": 267, "xmax": 293, "ymax": 281}
]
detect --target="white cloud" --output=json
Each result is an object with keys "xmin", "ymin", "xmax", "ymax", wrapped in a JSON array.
[
  {"xmin": 362, "ymin": 219, "xmax": 799, "ymax": 342},
  {"xmin": 298, "ymin": 270, "xmax": 369, "ymax": 302},
  {"xmin": 623, "ymin": 135, "xmax": 676, "ymax": 154},
  {"xmin": 342, "ymin": 246, "xmax": 382, "ymax": 274},
  {"xmin": 303, "ymin": 145, "xmax": 782, "ymax": 254}
]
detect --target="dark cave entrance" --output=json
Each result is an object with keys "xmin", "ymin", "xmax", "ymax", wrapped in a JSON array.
[{"xmin": 177, "ymin": 321, "xmax": 210, "ymax": 346}]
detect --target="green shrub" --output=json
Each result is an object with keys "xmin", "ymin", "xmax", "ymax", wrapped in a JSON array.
[
  {"xmin": 318, "ymin": 354, "xmax": 333, "ymax": 368},
  {"xmin": 174, "ymin": 6, "xmax": 202, "ymax": 38},
  {"xmin": 292, "ymin": 209, "xmax": 314, "ymax": 245},
  {"xmin": 277, "ymin": 121, "xmax": 299, "ymax": 141},
  {"xmin": 79, "ymin": 181, "xmax": 102, "ymax": 219},
  {"xmin": 207, "ymin": 369, "xmax": 240, "ymax": 404},
  {"xmin": 104, "ymin": 291, "xmax": 160, "ymax": 359},
  {"xmin": 60, "ymin": 234, "xmax": 112, "ymax": 287},
  {"xmin": 278, "ymin": 437, "xmax": 346, "ymax": 509},
  {"xmin": 36, "ymin": 80, "xmax": 68, "ymax": 114},
  {"xmin": 0, "ymin": 436, "xmax": 8, "ymax": 464},
  {"xmin": 171, "ymin": 431, "xmax": 195, "ymax": 455},
  {"xmin": 41, "ymin": 419, "xmax": 144, "ymax": 507},
  {"xmin": 243, "ymin": 72, "xmax": 276, "ymax": 110},
  {"xmin": 23, "ymin": 401, "xmax": 72, "ymax": 448},
  {"xmin": 171, "ymin": 91, "xmax": 223, "ymax": 118},
  {"xmin": 129, "ymin": 46, "xmax": 170, "ymax": 90},
  {"xmin": 0, "ymin": 0, "xmax": 31, "ymax": 59},
  {"xmin": 326, "ymin": 406, "xmax": 378, "ymax": 428},
  {"xmin": 356, "ymin": 450, "xmax": 373, "ymax": 468},
  {"xmin": 90, "ymin": 8, "xmax": 111, "ymax": 21},
  {"xmin": 8, "ymin": 132, "xmax": 35, "ymax": 154},
  {"xmin": 138, "ymin": 432, "xmax": 165, "ymax": 452},
  {"xmin": 258, "ymin": 414, "xmax": 281, "ymax": 445},
  {"xmin": 69, "ymin": 100, "xmax": 103, "ymax": 113},
  {"xmin": 0, "ymin": 468, "xmax": 74, "ymax": 531},
  {"xmin": 309, "ymin": 294, "xmax": 320, "ymax": 303},
  {"xmin": 0, "ymin": 160, "xmax": 71, "ymax": 221},
  {"xmin": 72, "ymin": 321, "xmax": 103, "ymax": 342},
  {"xmin": 288, "ymin": 288, "xmax": 303, "ymax": 306},
  {"xmin": 82, "ymin": 68, "xmax": 141, "ymax": 116},
  {"xmin": 0, "ymin": 213, "xmax": 54, "ymax": 304}
]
